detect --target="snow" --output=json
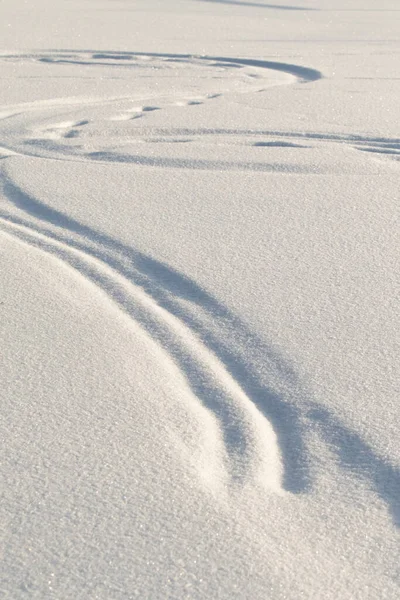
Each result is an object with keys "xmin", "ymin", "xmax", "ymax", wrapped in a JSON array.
[{"xmin": 1, "ymin": 0, "xmax": 399, "ymax": 598}]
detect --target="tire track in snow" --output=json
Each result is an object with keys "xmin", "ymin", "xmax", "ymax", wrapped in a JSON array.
[{"xmin": 0, "ymin": 180, "xmax": 284, "ymax": 496}]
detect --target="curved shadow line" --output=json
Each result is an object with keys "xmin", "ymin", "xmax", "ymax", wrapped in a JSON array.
[
  {"xmin": 356, "ymin": 147, "xmax": 400, "ymax": 157},
  {"xmin": 0, "ymin": 214, "xmax": 279, "ymax": 488},
  {"xmin": 195, "ymin": 0, "xmax": 314, "ymax": 10},
  {"xmin": 2, "ymin": 178, "xmax": 400, "ymax": 524},
  {"xmin": 127, "ymin": 127, "xmax": 400, "ymax": 146},
  {"xmin": 1, "ymin": 177, "xmax": 311, "ymax": 494},
  {"xmin": 86, "ymin": 151, "xmax": 315, "ymax": 173},
  {"xmin": 31, "ymin": 49, "xmax": 322, "ymax": 84}
]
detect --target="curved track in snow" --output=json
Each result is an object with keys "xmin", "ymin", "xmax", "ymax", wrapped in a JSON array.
[
  {"xmin": 0, "ymin": 49, "xmax": 322, "ymax": 83},
  {"xmin": 1, "ymin": 49, "xmax": 399, "ymax": 523},
  {"xmin": 0, "ymin": 177, "xmax": 286, "ymax": 495}
]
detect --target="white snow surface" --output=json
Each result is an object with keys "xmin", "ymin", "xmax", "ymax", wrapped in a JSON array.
[{"xmin": 1, "ymin": 0, "xmax": 399, "ymax": 598}]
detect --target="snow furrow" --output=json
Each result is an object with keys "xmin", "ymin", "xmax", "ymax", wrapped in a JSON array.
[{"xmin": 0, "ymin": 206, "xmax": 284, "ymax": 495}]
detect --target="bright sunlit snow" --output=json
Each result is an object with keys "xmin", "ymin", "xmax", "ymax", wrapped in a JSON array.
[{"xmin": 1, "ymin": 1, "xmax": 399, "ymax": 598}]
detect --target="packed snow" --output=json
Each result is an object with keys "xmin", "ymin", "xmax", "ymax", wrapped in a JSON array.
[{"xmin": 1, "ymin": 0, "xmax": 399, "ymax": 598}]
